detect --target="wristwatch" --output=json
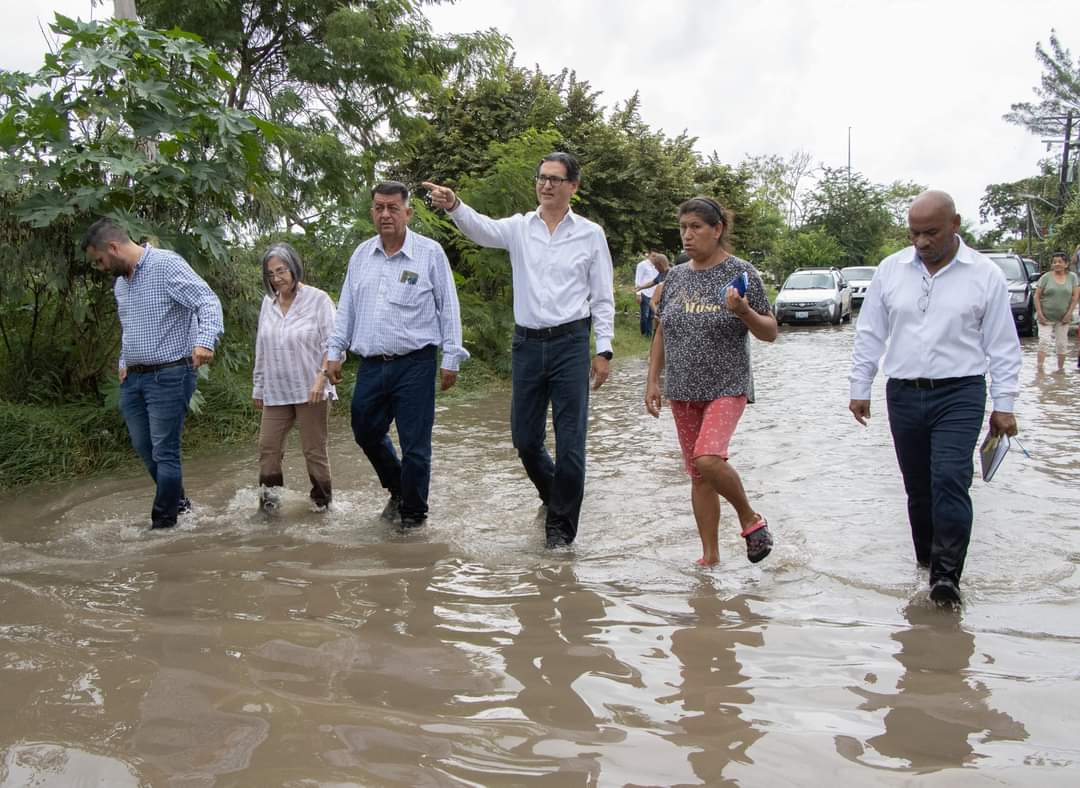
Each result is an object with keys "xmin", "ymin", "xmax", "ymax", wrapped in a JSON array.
[{"xmin": 596, "ymin": 351, "xmax": 613, "ymax": 360}]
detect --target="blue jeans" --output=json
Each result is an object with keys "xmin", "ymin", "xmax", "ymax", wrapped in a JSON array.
[
  {"xmin": 639, "ymin": 296, "xmax": 654, "ymax": 336},
  {"xmin": 511, "ymin": 322, "xmax": 591, "ymax": 542},
  {"xmin": 350, "ymin": 346, "xmax": 436, "ymax": 521},
  {"xmin": 120, "ymin": 363, "xmax": 197, "ymax": 528},
  {"xmin": 886, "ymin": 377, "xmax": 985, "ymax": 586}
]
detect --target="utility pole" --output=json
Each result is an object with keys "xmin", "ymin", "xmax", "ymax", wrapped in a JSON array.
[
  {"xmin": 114, "ymin": 0, "xmax": 137, "ymax": 19},
  {"xmin": 847, "ymin": 126, "xmax": 852, "ymax": 189},
  {"xmin": 1059, "ymin": 110, "xmax": 1074, "ymax": 219}
]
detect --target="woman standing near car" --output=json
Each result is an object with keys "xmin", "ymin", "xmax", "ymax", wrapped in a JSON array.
[
  {"xmin": 252, "ymin": 242, "xmax": 337, "ymax": 512},
  {"xmin": 1034, "ymin": 251, "xmax": 1080, "ymax": 373},
  {"xmin": 644, "ymin": 197, "xmax": 778, "ymax": 566}
]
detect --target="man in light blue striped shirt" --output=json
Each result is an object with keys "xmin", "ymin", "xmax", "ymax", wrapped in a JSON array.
[
  {"xmin": 326, "ymin": 182, "xmax": 468, "ymax": 527},
  {"xmin": 83, "ymin": 217, "xmax": 223, "ymax": 530}
]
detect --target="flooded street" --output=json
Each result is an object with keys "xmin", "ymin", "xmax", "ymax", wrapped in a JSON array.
[{"xmin": 2, "ymin": 323, "xmax": 1079, "ymax": 787}]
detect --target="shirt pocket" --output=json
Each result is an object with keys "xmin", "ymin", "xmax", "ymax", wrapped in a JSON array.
[{"xmin": 386, "ymin": 281, "xmax": 422, "ymax": 306}]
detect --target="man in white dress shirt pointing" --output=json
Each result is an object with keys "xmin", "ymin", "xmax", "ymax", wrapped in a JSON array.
[
  {"xmin": 423, "ymin": 152, "xmax": 615, "ymax": 548},
  {"xmin": 848, "ymin": 190, "xmax": 1021, "ymax": 606}
]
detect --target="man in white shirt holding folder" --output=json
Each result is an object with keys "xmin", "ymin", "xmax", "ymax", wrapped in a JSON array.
[
  {"xmin": 848, "ymin": 190, "xmax": 1021, "ymax": 606},
  {"xmin": 423, "ymin": 152, "xmax": 615, "ymax": 548}
]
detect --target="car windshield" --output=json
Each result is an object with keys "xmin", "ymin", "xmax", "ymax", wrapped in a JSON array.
[
  {"xmin": 989, "ymin": 257, "xmax": 1023, "ymax": 281},
  {"xmin": 784, "ymin": 273, "xmax": 832, "ymax": 290},
  {"xmin": 841, "ymin": 267, "xmax": 876, "ymax": 280}
]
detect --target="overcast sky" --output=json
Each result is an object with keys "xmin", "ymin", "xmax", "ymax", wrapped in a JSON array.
[{"xmin": 5, "ymin": 1, "xmax": 1079, "ymax": 230}]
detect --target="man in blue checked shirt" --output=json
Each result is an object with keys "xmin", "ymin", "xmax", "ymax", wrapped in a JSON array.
[
  {"xmin": 325, "ymin": 181, "xmax": 468, "ymax": 528},
  {"xmin": 82, "ymin": 218, "xmax": 223, "ymax": 530}
]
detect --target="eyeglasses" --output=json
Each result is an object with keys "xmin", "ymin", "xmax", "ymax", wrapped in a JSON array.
[
  {"xmin": 918, "ymin": 274, "xmax": 934, "ymax": 312},
  {"xmin": 535, "ymin": 175, "xmax": 571, "ymax": 186},
  {"xmin": 268, "ymin": 268, "xmax": 292, "ymax": 280}
]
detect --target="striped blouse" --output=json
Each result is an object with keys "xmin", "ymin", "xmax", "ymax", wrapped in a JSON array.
[{"xmin": 252, "ymin": 285, "xmax": 338, "ymax": 406}]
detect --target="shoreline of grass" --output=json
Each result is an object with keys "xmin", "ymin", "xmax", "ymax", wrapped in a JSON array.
[{"xmin": 1, "ymin": 313, "xmax": 652, "ymax": 493}]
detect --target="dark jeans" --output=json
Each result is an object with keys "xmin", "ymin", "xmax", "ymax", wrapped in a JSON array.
[
  {"xmin": 511, "ymin": 322, "xmax": 591, "ymax": 543},
  {"xmin": 351, "ymin": 345, "xmax": 436, "ymax": 521},
  {"xmin": 886, "ymin": 376, "xmax": 986, "ymax": 586},
  {"xmin": 120, "ymin": 363, "xmax": 197, "ymax": 528},
  {"xmin": 639, "ymin": 296, "xmax": 653, "ymax": 336}
]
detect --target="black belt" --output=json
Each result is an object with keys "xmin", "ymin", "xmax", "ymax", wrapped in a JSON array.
[
  {"xmin": 514, "ymin": 318, "xmax": 589, "ymax": 340},
  {"xmin": 894, "ymin": 375, "xmax": 981, "ymax": 390},
  {"xmin": 126, "ymin": 358, "xmax": 190, "ymax": 375},
  {"xmin": 362, "ymin": 344, "xmax": 435, "ymax": 363}
]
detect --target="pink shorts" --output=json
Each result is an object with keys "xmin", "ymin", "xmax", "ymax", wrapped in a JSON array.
[{"xmin": 670, "ymin": 397, "xmax": 747, "ymax": 479}]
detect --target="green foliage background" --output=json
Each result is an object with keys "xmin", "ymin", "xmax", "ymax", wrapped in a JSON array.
[{"xmin": 0, "ymin": 8, "xmax": 1076, "ymax": 489}]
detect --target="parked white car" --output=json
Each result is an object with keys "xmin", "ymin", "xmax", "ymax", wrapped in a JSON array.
[
  {"xmin": 774, "ymin": 268, "xmax": 852, "ymax": 325},
  {"xmin": 841, "ymin": 266, "xmax": 877, "ymax": 308}
]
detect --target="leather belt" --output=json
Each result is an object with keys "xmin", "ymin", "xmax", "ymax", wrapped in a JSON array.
[
  {"xmin": 362, "ymin": 345, "xmax": 435, "ymax": 363},
  {"xmin": 126, "ymin": 359, "xmax": 190, "ymax": 375},
  {"xmin": 514, "ymin": 317, "xmax": 589, "ymax": 340},
  {"xmin": 894, "ymin": 375, "xmax": 981, "ymax": 390}
]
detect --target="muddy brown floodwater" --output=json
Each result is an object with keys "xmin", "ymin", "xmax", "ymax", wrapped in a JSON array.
[{"xmin": 2, "ymin": 323, "xmax": 1079, "ymax": 787}]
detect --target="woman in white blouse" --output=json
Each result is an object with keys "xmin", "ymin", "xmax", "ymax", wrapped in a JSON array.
[{"xmin": 252, "ymin": 243, "xmax": 337, "ymax": 512}]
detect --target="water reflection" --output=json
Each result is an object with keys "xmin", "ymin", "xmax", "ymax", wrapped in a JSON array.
[
  {"xmin": 3, "ymin": 324, "xmax": 1077, "ymax": 785},
  {"xmin": 660, "ymin": 590, "xmax": 766, "ymax": 786},
  {"xmin": 837, "ymin": 603, "xmax": 1027, "ymax": 773}
]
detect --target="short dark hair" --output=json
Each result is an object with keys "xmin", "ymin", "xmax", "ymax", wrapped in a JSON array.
[
  {"xmin": 372, "ymin": 181, "xmax": 410, "ymax": 202},
  {"xmin": 678, "ymin": 196, "xmax": 734, "ymax": 251},
  {"xmin": 261, "ymin": 242, "xmax": 305, "ymax": 297},
  {"xmin": 1051, "ymin": 251, "xmax": 1068, "ymax": 260},
  {"xmin": 80, "ymin": 217, "xmax": 130, "ymax": 252},
  {"xmin": 538, "ymin": 152, "xmax": 580, "ymax": 183}
]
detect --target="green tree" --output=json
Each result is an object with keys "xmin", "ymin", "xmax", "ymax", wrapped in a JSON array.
[
  {"xmin": 979, "ymin": 166, "xmax": 1061, "ymax": 254},
  {"xmin": 1005, "ymin": 30, "xmax": 1080, "ymax": 213},
  {"xmin": 770, "ymin": 228, "xmax": 845, "ymax": 282},
  {"xmin": 0, "ymin": 15, "xmax": 276, "ymax": 397},
  {"xmin": 802, "ymin": 167, "xmax": 895, "ymax": 267},
  {"xmin": 135, "ymin": 0, "xmax": 507, "ymax": 232},
  {"xmin": 1004, "ymin": 29, "xmax": 1080, "ymax": 137}
]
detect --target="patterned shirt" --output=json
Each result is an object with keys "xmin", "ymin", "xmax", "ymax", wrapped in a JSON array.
[
  {"xmin": 114, "ymin": 245, "xmax": 223, "ymax": 368},
  {"xmin": 253, "ymin": 285, "xmax": 338, "ymax": 406},
  {"xmin": 658, "ymin": 256, "xmax": 770, "ymax": 400},
  {"xmin": 326, "ymin": 229, "xmax": 469, "ymax": 370}
]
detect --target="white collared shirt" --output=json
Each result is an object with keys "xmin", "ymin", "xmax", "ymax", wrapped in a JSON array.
[
  {"xmin": 449, "ymin": 201, "xmax": 615, "ymax": 354},
  {"xmin": 635, "ymin": 258, "xmax": 659, "ymax": 297},
  {"xmin": 849, "ymin": 237, "xmax": 1021, "ymax": 412}
]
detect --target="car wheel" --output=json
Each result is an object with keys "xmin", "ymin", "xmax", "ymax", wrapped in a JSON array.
[{"xmin": 830, "ymin": 302, "xmax": 841, "ymax": 325}]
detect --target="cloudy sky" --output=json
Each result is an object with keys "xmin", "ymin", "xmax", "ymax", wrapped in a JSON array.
[{"xmin": 5, "ymin": 1, "xmax": 1079, "ymax": 229}]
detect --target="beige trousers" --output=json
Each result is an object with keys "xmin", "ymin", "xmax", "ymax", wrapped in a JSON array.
[{"xmin": 258, "ymin": 400, "xmax": 331, "ymax": 506}]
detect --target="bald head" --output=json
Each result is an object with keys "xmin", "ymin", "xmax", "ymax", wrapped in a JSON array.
[
  {"xmin": 909, "ymin": 190, "xmax": 957, "ymax": 222},
  {"xmin": 908, "ymin": 190, "xmax": 960, "ymax": 269}
]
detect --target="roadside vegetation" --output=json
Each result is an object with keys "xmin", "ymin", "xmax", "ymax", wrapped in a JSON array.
[{"xmin": 1, "ymin": 6, "xmax": 1075, "ymax": 488}]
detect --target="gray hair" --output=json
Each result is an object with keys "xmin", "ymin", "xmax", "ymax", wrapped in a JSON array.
[{"xmin": 261, "ymin": 242, "xmax": 304, "ymax": 296}]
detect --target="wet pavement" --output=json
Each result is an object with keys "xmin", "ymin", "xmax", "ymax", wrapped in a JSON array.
[{"xmin": 1, "ymin": 322, "xmax": 1078, "ymax": 786}]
